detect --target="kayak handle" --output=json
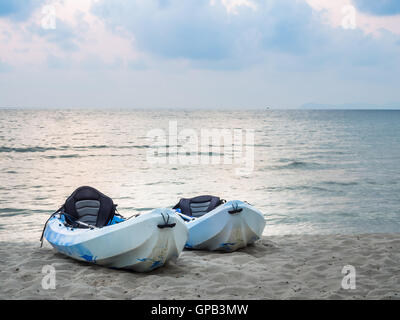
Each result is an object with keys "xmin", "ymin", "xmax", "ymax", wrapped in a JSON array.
[
  {"xmin": 158, "ymin": 211, "xmax": 176, "ymax": 228},
  {"xmin": 158, "ymin": 223, "xmax": 176, "ymax": 229},
  {"xmin": 228, "ymin": 203, "xmax": 243, "ymax": 214}
]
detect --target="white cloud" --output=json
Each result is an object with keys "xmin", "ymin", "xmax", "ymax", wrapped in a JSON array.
[
  {"xmin": 1, "ymin": 0, "xmax": 400, "ymax": 108},
  {"xmin": 210, "ymin": 0, "xmax": 257, "ymax": 15},
  {"xmin": 0, "ymin": 0, "xmax": 138, "ymax": 69},
  {"xmin": 306, "ymin": 0, "xmax": 400, "ymax": 35}
]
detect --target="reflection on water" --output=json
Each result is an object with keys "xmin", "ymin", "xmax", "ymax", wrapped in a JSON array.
[{"xmin": 0, "ymin": 109, "xmax": 400, "ymax": 241}]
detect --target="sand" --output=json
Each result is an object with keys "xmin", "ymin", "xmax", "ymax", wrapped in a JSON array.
[{"xmin": 0, "ymin": 234, "xmax": 399, "ymax": 300}]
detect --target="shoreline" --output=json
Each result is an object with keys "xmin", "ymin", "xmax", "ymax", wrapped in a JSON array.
[{"xmin": 1, "ymin": 233, "xmax": 399, "ymax": 300}]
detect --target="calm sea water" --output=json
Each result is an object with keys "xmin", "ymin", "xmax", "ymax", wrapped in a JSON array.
[{"xmin": 0, "ymin": 109, "xmax": 399, "ymax": 240}]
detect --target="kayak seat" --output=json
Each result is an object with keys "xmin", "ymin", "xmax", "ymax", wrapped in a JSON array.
[
  {"xmin": 75, "ymin": 200, "xmax": 100, "ymax": 225},
  {"xmin": 173, "ymin": 195, "xmax": 225, "ymax": 217},
  {"xmin": 63, "ymin": 186, "xmax": 116, "ymax": 227}
]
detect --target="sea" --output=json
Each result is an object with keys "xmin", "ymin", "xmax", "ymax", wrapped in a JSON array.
[{"xmin": 0, "ymin": 109, "xmax": 399, "ymax": 241}]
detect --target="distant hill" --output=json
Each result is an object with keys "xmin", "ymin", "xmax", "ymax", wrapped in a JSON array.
[{"xmin": 300, "ymin": 102, "xmax": 400, "ymax": 110}]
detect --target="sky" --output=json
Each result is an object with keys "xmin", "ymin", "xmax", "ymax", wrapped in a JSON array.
[{"xmin": 0, "ymin": 0, "xmax": 399, "ymax": 109}]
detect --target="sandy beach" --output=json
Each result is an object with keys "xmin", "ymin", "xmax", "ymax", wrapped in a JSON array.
[
  {"xmin": 2, "ymin": 0, "xmax": 400, "ymax": 304},
  {"xmin": 1, "ymin": 234, "xmax": 399, "ymax": 300}
]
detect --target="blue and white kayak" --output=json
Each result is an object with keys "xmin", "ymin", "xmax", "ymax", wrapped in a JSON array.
[
  {"xmin": 175, "ymin": 200, "xmax": 266, "ymax": 252},
  {"xmin": 43, "ymin": 209, "xmax": 188, "ymax": 272}
]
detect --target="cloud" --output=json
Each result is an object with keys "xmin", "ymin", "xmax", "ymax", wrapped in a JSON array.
[
  {"xmin": 91, "ymin": 0, "xmax": 400, "ymax": 71},
  {"xmin": 0, "ymin": 59, "xmax": 12, "ymax": 72},
  {"xmin": 0, "ymin": 0, "xmax": 40, "ymax": 21},
  {"xmin": 1, "ymin": 0, "xmax": 400, "ymax": 108},
  {"xmin": 210, "ymin": 0, "xmax": 257, "ymax": 15},
  {"xmin": 91, "ymin": 0, "xmax": 330, "ymax": 64},
  {"xmin": 92, "ymin": 1, "xmax": 233, "ymax": 61},
  {"xmin": 352, "ymin": 0, "xmax": 400, "ymax": 16},
  {"xmin": 31, "ymin": 19, "xmax": 81, "ymax": 51}
]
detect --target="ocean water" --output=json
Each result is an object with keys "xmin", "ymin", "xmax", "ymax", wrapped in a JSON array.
[{"xmin": 0, "ymin": 109, "xmax": 399, "ymax": 240}]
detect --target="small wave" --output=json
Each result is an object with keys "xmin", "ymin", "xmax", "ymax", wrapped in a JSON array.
[
  {"xmin": 3, "ymin": 170, "xmax": 17, "ymax": 174},
  {"xmin": 79, "ymin": 145, "xmax": 151, "ymax": 150},
  {"xmin": 0, "ymin": 144, "xmax": 152, "ymax": 153},
  {"xmin": 262, "ymin": 185, "xmax": 330, "ymax": 192},
  {"xmin": 73, "ymin": 145, "xmax": 150, "ymax": 150},
  {"xmin": 43, "ymin": 154, "xmax": 98, "ymax": 159},
  {"xmin": 145, "ymin": 180, "xmax": 184, "ymax": 185},
  {"xmin": 73, "ymin": 145, "xmax": 109, "ymax": 150},
  {"xmin": 0, "ymin": 208, "xmax": 27, "ymax": 214},
  {"xmin": 0, "ymin": 146, "xmax": 57, "ymax": 153},
  {"xmin": 124, "ymin": 145, "xmax": 151, "ymax": 149},
  {"xmin": 59, "ymin": 154, "xmax": 80, "ymax": 158},
  {"xmin": 262, "ymin": 160, "xmax": 321, "ymax": 171},
  {"xmin": 283, "ymin": 161, "xmax": 309, "ymax": 168},
  {"xmin": 322, "ymin": 181, "xmax": 358, "ymax": 186},
  {"xmin": 253, "ymin": 144, "xmax": 272, "ymax": 147},
  {"xmin": 0, "ymin": 208, "xmax": 49, "ymax": 217},
  {"xmin": 0, "ymin": 208, "xmax": 31, "ymax": 217},
  {"xmin": 43, "ymin": 154, "xmax": 82, "ymax": 159}
]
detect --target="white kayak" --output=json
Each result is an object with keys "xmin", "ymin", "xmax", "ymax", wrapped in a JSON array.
[
  {"xmin": 43, "ymin": 208, "xmax": 188, "ymax": 272},
  {"xmin": 177, "ymin": 200, "xmax": 266, "ymax": 252}
]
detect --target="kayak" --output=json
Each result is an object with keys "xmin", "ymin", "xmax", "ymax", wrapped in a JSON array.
[
  {"xmin": 41, "ymin": 186, "xmax": 188, "ymax": 272},
  {"xmin": 43, "ymin": 208, "xmax": 188, "ymax": 272},
  {"xmin": 173, "ymin": 196, "xmax": 266, "ymax": 252}
]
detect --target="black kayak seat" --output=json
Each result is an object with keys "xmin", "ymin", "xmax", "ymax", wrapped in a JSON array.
[
  {"xmin": 63, "ymin": 186, "xmax": 116, "ymax": 227},
  {"xmin": 173, "ymin": 195, "xmax": 224, "ymax": 217}
]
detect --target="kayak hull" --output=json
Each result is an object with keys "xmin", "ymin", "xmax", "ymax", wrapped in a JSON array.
[
  {"xmin": 44, "ymin": 209, "xmax": 188, "ymax": 272},
  {"xmin": 184, "ymin": 200, "xmax": 266, "ymax": 252}
]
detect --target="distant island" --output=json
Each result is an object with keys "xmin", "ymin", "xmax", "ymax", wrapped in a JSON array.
[{"xmin": 300, "ymin": 102, "xmax": 400, "ymax": 110}]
